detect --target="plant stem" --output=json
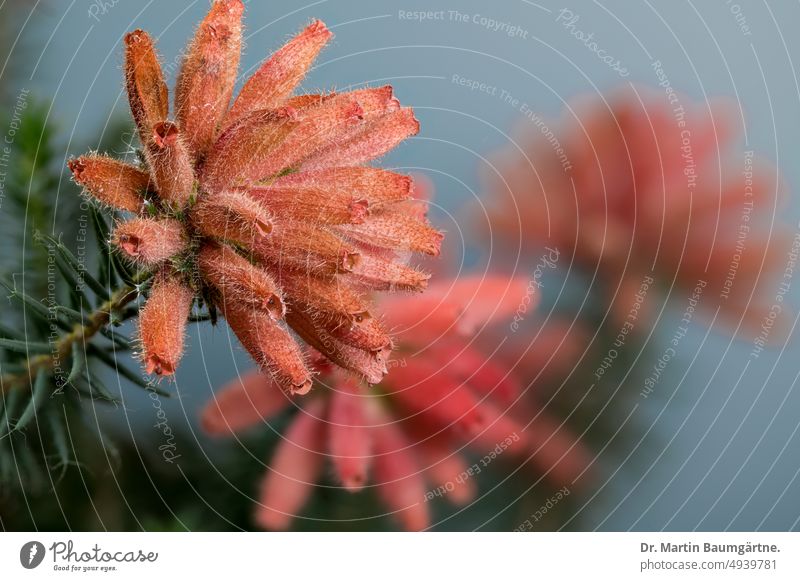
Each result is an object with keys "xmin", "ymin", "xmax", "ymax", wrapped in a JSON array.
[{"xmin": 0, "ymin": 284, "xmax": 141, "ymax": 393}]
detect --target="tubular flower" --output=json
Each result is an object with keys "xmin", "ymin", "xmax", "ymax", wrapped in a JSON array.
[
  {"xmin": 202, "ymin": 276, "xmax": 593, "ymax": 531},
  {"xmin": 67, "ymin": 1, "xmax": 437, "ymax": 386},
  {"xmin": 478, "ymin": 84, "xmax": 790, "ymax": 333}
]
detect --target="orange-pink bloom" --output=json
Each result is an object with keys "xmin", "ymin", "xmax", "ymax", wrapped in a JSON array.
[
  {"xmin": 68, "ymin": 1, "xmax": 438, "ymax": 386},
  {"xmin": 479, "ymin": 85, "xmax": 789, "ymax": 332},
  {"xmin": 202, "ymin": 275, "xmax": 592, "ymax": 530}
]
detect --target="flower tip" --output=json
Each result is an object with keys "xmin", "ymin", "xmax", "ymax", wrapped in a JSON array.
[
  {"xmin": 376, "ymin": 85, "xmax": 400, "ymax": 112},
  {"xmin": 349, "ymin": 198, "xmax": 370, "ymax": 223},
  {"xmin": 467, "ymin": 415, "xmax": 486, "ymax": 435},
  {"xmin": 365, "ymin": 346, "xmax": 392, "ymax": 385},
  {"xmin": 408, "ymin": 271, "xmax": 431, "ymax": 293},
  {"xmin": 307, "ymin": 19, "xmax": 332, "ymax": 38},
  {"xmin": 426, "ymin": 231, "xmax": 445, "ymax": 257},
  {"xmin": 255, "ymin": 217, "xmax": 274, "ymax": 238},
  {"xmin": 343, "ymin": 251, "xmax": 361, "ymax": 272},
  {"xmin": 352, "ymin": 310, "xmax": 372, "ymax": 325},
  {"xmin": 152, "ymin": 121, "xmax": 180, "ymax": 149},
  {"xmin": 264, "ymin": 293, "xmax": 286, "ymax": 320},
  {"xmin": 342, "ymin": 472, "xmax": 366, "ymax": 492},
  {"xmin": 124, "ymin": 29, "xmax": 148, "ymax": 46},
  {"xmin": 223, "ymin": 0, "xmax": 244, "ymax": 15},
  {"xmin": 408, "ymin": 109, "xmax": 421, "ymax": 135},
  {"xmin": 199, "ymin": 406, "xmax": 225, "ymax": 436},
  {"xmin": 344, "ymin": 99, "xmax": 365, "ymax": 123},
  {"xmin": 67, "ymin": 158, "xmax": 85, "ymax": 180},
  {"xmin": 145, "ymin": 354, "xmax": 176, "ymax": 376},
  {"xmin": 117, "ymin": 233, "xmax": 142, "ymax": 257},
  {"xmin": 208, "ymin": 0, "xmax": 244, "ymax": 22},
  {"xmin": 448, "ymin": 480, "xmax": 478, "ymax": 506},
  {"xmin": 255, "ymin": 507, "xmax": 291, "ymax": 531},
  {"xmin": 291, "ymin": 378, "xmax": 313, "ymax": 396}
]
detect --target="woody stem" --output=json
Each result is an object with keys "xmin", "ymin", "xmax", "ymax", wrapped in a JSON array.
[{"xmin": 1, "ymin": 284, "xmax": 140, "ymax": 393}]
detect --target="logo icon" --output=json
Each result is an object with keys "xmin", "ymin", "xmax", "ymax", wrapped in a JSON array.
[{"xmin": 20, "ymin": 541, "xmax": 45, "ymax": 569}]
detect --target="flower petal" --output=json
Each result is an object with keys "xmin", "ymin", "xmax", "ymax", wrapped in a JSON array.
[
  {"xmin": 201, "ymin": 368, "xmax": 292, "ymax": 435},
  {"xmin": 299, "ymin": 107, "xmax": 419, "ymax": 170},
  {"xmin": 328, "ymin": 378, "xmax": 372, "ymax": 491},
  {"xmin": 267, "ymin": 166, "xmax": 413, "ymax": 206},
  {"xmin": 175, "ymin": 0, "xmax": 244, "ymax": 159},
  {"xmin": 380, "ymin": 275, "xmax": 534, "ymax": 344},
  {"xmin": 222, "ymin": 300, "xmax": 313, "ymax": 395},
  {"xmin": 191, "ymin": 190, "xmax": 273, "ymax": 247},
  {"xmin": 350, "ymin": 252, "xmax": 429, "ymax": 292},
  {"xmin": 198, "ymin": 243, "xmax": 284, "ymax": 319},
  {"xmin": 253, "ymin": 221, "xmax": 359, "ymax": 276},
  {"xmin": 201, "ymin": 108, "xmax": 298, "ymax": 192},
  {"xmin": 68, "ymin": 155, "xmax": 150, "ymax": 213},
  {"xmin": 124, "ymin": 29, "xmax": 168, "ymax": 144},
  {"xmin": 418, "ymin": 438, "xmax": 477, "ymax": 506},
  {"xmin": 225, "ymin": 20, "xmax": 332, "ymax": 128},
  {"xmin": 369, "ymin": 405, "xmax": 429, "ymax": 531},
  {"xmin": 247, "ymin": 95, "xmax": 365, "ymax": 179},
  {"xmin": 426, "ymin": 341, "xmax": 522, "ymax": 405},
  {"xmin": 384, "ymin": 357, "xmax": 486, "ymax": 436},
  {"xmin": 112, "ymin": 218, "xmax": 187, "ymax": 266},
  {"xmin": 337, "ymin": 204, "xmax": 443, "ymax": 256},
  {"xmin": 276, "ymin": 273, "xmax": 371, "ymax": 327},
  {"xmin": 245, "ymin": 184, "xmax": 369, "ymax": 226},
  {"xmin": 146, "ymin": 121, "xmax": 195, "ymax": 209},
  {"xmin": 139, "ymin": 271, "xmax": 193, "ymax": 376},
  {"xmin": 256, "ymin": 398, "xmax": 326, "ymax": 530},
  {"xmin": 286, "ymin": 310, "xmax": 389, "ymax": 385}
]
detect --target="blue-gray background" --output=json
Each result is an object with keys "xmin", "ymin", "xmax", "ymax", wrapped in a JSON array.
[{"xmin": 4, "ymin": 0, "xmax": 800, "ymax": 530}]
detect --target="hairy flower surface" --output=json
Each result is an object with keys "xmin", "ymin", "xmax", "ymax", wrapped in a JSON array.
[
  {"xmin": 68, "ymin": 1, "xmax": 438, "ymax": 388},
  {"xmin": 478, "ymin": 85, "xmax": 789, "ymax": 332},
  {"xmin": 202, "ymin": 276, "xmax": 591, "ymax": 530}
]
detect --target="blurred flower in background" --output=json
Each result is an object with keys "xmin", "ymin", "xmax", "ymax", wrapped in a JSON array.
[
  {"xmin": 478, "ymin": 84, "xmax": 790, "ymax": 334},
  {"xmin": 202, "ymin": 273, "xmax": 592, "ymax": 530}
]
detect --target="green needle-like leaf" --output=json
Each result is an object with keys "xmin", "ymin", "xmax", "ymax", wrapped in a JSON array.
[
  {"xmin": 40, "ymin": 233, "xmax": 110, "ymax": 301},
  {"xmin": 14, "ymin": 370, "xmax": 50, "ymax": 432},
  {"xmin": 0, "ymin": 338, "xmax": 51, "ymax": 354}
]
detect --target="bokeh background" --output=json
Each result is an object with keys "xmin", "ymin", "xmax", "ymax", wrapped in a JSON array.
[{"xmin": 1, "ymin": 0, "xmax": 799, "ymax": 531}]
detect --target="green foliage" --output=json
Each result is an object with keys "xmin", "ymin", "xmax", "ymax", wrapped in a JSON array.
[{"xmin": 0, "ymin": 103, "xmax": 155, "ymax": 499}]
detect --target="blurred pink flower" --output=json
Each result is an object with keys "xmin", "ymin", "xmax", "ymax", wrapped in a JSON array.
[
  {"xmin": 201, "ymin": 275, "xmax": 592, "ymax": 530},
  {"xmin": 479, "ymin": 84, "xmax": 790, "ymax": 333}
]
